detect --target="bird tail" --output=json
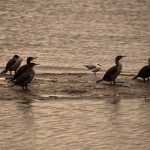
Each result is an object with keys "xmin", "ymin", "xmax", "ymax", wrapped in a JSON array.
[
  {"xmin": 132, "ymin": 75, "xmax": 138, "ymax": 80},
  {"xmin": 83, "ymin": 65, "xmax": 88, "ymax": 68},
  {"xmin": 96, "ymin": 79, "xmax": 103, "ymax": 83},
  {"xmin": 1, "ymin": 69, "xmax": 8, "ymax": 74}
]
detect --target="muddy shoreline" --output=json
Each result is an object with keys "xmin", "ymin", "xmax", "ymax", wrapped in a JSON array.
[{"xmin": 0, "ymin": 73, "xmax": 149, "ymax": 101}]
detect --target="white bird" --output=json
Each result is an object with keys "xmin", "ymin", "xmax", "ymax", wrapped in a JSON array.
[{"xmin": 83, "ymin": 63, "xmax": 102, "ymax": 77}]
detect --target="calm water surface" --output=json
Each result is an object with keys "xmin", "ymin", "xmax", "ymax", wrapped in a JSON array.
[
  {"xmin": 0, "ymin": 0, "xmax": 150, "ymax": 73},
  {"xmin": 0, "ymin": 98, "xmax": 150, "ymax": 150},
  {"xmin": 0, "ymin": 0, "xmax": 150, "ymax": 149}
]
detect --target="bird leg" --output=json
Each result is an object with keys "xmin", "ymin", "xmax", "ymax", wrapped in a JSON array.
[
  {"xmin": 113, "ymin": 80, "xmax": 116, "ymax": 85},
  {"xmin": 25, "ymin": 85, "xmax": 28, "ymax": 90},
  {"xmin": 22, "ymin": 85, "xmax": 28, "ymax": 90},
  {"xmin": 22, "ymin": 85, "xmax": 25, "ymax": 90},
  {"xmin": 93, "ymin": 72, "xmax": 96, "ymax": 77},
  {"xmin": 110, "ymin": 80, "xmax": 116, "ymax": 85}
]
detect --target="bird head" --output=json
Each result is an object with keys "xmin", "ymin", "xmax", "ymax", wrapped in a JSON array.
[
  {"xmin": 27, "ymin": 57, "xmax": 37, "ymax": 63},
  {"xmin": 116, "ymin": 55, "xmax": 126, "ymax": 61},
  {"xmin": 13, "ymin": 55, "xmax": 19, "ymax": 59},
  {"xmin": 96, "ymin": 63, "xmax": 102, "ymax": 66}
]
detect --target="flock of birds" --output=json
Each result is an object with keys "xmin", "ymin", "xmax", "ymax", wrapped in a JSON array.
[
  {"xmin": 1, "ymin": 55, "xmax": 39, "ymax": 90},
  {"xmin": 84, "ymin": 56, "xmax": 150, "ymax": 84},
  {"xmin": 0, "ymin": 55, "xmax": 150, "ymax": 90}
]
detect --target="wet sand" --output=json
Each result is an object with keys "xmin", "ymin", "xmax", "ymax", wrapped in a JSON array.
[{"xmin": 0, "ymin": 73, "xmax": 150, "ymax": 102}]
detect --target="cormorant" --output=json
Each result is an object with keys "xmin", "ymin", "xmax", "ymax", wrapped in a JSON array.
[
  {"xmin": 96, "ymin": 55, "xmax": 126, "ymax": 84},
  {"xmin": 1, "ymin": 55, "xmax": 23, "ymax": 74},
  {"xmin": 84, "ymin": 63, "xmax": 102, "ymax": 77},
  {"xmin": 14, "ymin": 63, "xmax": 39, "ymax": 90},
  {"xmin": 11, "ymin": 57, "xmax": 37, "ymax": 81},
  {"xmin": 132, "ymin": 58, "xmax": 150, "ymax": 82}
]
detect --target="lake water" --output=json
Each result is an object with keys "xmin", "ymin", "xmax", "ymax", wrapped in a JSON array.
[
  {"xmin": 0, "ymin": 0, "xmax": 150, "ymax": 74},
  {"xmin": 0, "ymin": 0, "xmax": 150, "ymax": 149},
  {"xmin": 0, "ymin": 98, "xmax": 150, "ymax": 150}
]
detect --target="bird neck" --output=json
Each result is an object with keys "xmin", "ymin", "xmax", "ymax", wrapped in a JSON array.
[
  {"xmin": 27, "ymin": 65, "xmax": 33, "ymax": 70},
  {"xmin": 115, "ymin": 59, "xmax": 121, "ymax": 66},
  {"xmin": 27, "ymin": 60, "xmax": 31, "ymax": 64}
]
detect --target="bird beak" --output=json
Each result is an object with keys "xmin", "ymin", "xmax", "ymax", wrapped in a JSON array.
[
  {"xmin": 97, "ymin": 64, "xmax": 102, "ymax": 66},
  {"xmin": 121, "ymin": 56, "xmax": 126, "ymax": 59},
  {"xmin": 35, "ymin": 63, "xmax": 40, "ymax": 65}
]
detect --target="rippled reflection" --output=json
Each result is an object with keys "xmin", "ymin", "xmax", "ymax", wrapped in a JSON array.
[{"xmin": 0, "ymin": 98, "xmax": 150, "ymax": 150}]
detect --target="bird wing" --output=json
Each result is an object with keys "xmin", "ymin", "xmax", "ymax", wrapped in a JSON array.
[
  {"xmin": 103, "ymin": 66, "xmax": 117, "ymax": 80},
  {"xmin": 84, "ymin": 65, "xmax": 96, "ymax": 70},
  {"xmin": 13, "ymin": 65, "xmax": 28, "ymax": 80},
  {"xmin": 6, "ymin": 59, "xmax": 16, "ymax": 70},
  {"xmin": 15, "ymin": 73, "xmax": 30, "ymax": 85},
  {"xmin": 92, "ymin": 67, "xmax": 100, "ymax": 72}
]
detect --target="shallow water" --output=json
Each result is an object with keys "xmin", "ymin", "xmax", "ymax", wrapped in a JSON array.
[
  {"xmin": 0, "ymin": 0, "xmax": 150, "ymax": 74},
  {"xmin": 0, "ymin": 98, "xmax": 150, "ymax": 150}
]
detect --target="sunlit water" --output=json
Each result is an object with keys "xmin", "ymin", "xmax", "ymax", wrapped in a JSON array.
[
  {"xmin": 0, "ymin": 0, "xmax": 150, "ymax": 74},
  {"xmin": 0, "ymin": 0, "xmax": 150, "ymax": 149},
  {"xmin": 0, "ymin": 98, "xmax": 150, "ymax": 150}
]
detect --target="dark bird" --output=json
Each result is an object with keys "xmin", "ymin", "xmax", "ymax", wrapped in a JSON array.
[
  {"xmin": 96, "ymin": 55, "xmax": 126, "ymax": 84},
  {"xmin": 145, "ymin": 96, "xmax": 150, "ymax": 102},
  {"xmin": 14, "ymin": 63, "xmax": 39, "ymax": 90},
  {"xmin": 11, "ymin": 57, "xmax": 37, "ymax": 81},
  {"xmin": 132, "ymin": 58, "xmax": 150, "ymax": 82},
  {"xmin": 1, "ymin": 55, "xmax": 23, "ymax": 74},
  {"xmin": 83, "ymin": 63, "xmax": 102, "ymax": 77}
]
